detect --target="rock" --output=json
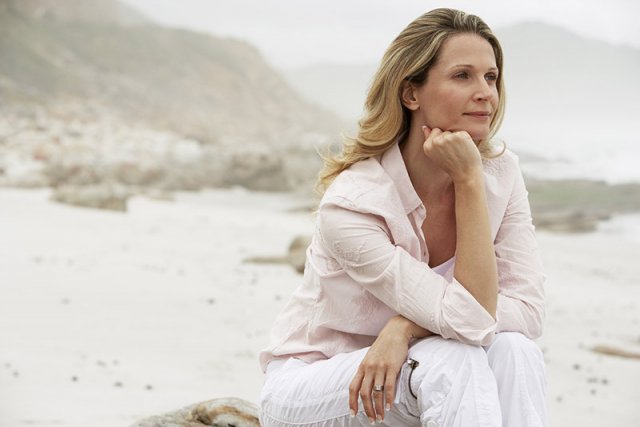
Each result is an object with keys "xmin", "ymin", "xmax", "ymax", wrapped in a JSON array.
[
  {"xmin": 222, "ymin": 148, "xmax": 289, "ymax": 192},
  {"xmin": 286, "ymin": 235, "xmax": 312, "ymax": 273},
  {"xmin": 51, "ymin": 184, "xmax": 130, "ymax": 212},
  {"xmin": 130, "ymin": 397, "xmax": 260, "ymax": 427},
  {"xmin": 243, "ymin": 234, "xmax": 311, "ymax": 274},
  {"xmin": 532, "ymin": 210, "xmax": 606, "ymax": 233}
]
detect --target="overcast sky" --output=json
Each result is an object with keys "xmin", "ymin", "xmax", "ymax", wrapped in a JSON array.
[{"xmin": 122, "ymin": 0, "xmax": 640, "ymax": 68}]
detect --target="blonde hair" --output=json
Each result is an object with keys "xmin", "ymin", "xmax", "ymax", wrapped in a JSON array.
[{"xmin": 317, "ymin": 8, "xmax": 506, "ymax": 193}]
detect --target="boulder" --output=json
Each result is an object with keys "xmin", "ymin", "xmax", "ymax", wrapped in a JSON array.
[
  {"xmin": 243, "ymin": 234, "xmax": 312, "ymax": 274},
  {"xmin": 131, "ymin": 397, "xmax": 260, "ymax": 427},
  {"xmin": 51, "ymin": 184, "xmax": 130, "ymax": 212},
  {"xmin": 286, "ymin": 235, "xmax": 312, "ymax": 273}
]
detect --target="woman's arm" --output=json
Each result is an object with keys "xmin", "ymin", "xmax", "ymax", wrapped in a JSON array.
[
  {"xmin": 453, "ymin": 177, "xmax": 498, "ymax": 318},
  {"xmin": 318, "ymin": 205, "xmax": 496, "ymax": 345},
  {"xmin": 348, "ymin": 315, "xmax": 433, "ymax": 423},
  {"xmin": 494, "ymin": 157, "xmax": 545, "ymax": 337},
  {"xmin": 422, "ymin": 126, "xmax": 498, "ymax": 317}
]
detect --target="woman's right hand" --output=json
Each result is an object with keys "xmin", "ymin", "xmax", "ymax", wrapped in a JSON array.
[
  {"xmin": 349, "ymin": 316, "xmax": 433, "ymax": 423},
  {"xmin": 421, "ymin": 125, "xmax": 483, "ymax": 184}
]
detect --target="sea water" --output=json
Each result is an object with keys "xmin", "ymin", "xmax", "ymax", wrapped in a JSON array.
[{"xmin": 500, "ymin": 118, "xmax": 640, "ymax": 184}]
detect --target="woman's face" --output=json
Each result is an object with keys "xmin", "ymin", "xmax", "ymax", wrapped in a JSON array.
[{"xmin": 416, "ymin": 33, "xmax": 499, "ymax": 142}]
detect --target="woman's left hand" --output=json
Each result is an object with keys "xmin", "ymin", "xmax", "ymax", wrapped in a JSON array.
[{"xmin": 348, "ymin": 316, "xmax": 433, "ymax": 423}]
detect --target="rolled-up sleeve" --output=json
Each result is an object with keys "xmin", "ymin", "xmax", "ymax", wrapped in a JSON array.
[
  {"xmin": 318, "ymin": 203, "xmax": 497, "ymax": 346},
  {"xmin": 494, "ymin": 165, "xmax": 546, "ymax": 339}
]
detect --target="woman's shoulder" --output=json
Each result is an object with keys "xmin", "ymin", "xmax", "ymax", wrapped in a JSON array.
[
  {"xmin": 482, "ymin": 145, "xmax": 522, "ymax": 178},
  {"xmin": 320, "ymin": 157, "xmax": 400, "ymax": 212}
]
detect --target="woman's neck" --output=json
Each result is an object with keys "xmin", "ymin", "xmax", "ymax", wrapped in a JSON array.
[{"xmin": 400, "ymin": 126, "xmax": 454, "ymax": 204}]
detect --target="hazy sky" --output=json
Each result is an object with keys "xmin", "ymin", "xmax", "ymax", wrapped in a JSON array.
[{"xmin": 122, "ymin": 0, "xmax": 639, "ymax": 68}]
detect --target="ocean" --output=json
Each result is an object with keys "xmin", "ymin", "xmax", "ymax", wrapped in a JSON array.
[{"xmin": 500, "ymin": 119, "xmax": 640, "ymax": 184}]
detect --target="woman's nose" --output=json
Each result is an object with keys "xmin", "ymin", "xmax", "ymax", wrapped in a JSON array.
[{"xmin": 473, "ymin": 79, "xmax": 494, "ymax": 101}]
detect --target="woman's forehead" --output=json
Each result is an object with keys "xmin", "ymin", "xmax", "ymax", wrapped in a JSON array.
[{"xmin": 435, "ymin": 34, "xmax": 497, "ymax": 69}]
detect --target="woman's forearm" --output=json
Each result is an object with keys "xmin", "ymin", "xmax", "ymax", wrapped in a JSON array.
[
  {"xmin": 384, "ymin": 315, "xmax": 434, "ymax": 343},
  {"xmin": 453, "ymin": 174, "xmax": 498, "ymax": 318}
]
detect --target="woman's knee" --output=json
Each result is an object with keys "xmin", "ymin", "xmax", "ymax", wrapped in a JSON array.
[
  {"xmin": 410, "ymin": 337, "xmax": 489, "ymax": 369},
  {"xmin": 402, "ymin": 338, "xmax": 500, "ymax": 422},
  {"xmin": 406, "ymin": 338, "xmax": 492, "ymax": 398},
  {"xmin": 486, "ymin": 332, "xmax": 544, "ymax": 367}
]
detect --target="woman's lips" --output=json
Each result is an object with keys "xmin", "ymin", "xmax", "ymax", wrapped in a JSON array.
[{"xmin": 464, "ymin": 112, "xmax": 491, "ymax": 119}]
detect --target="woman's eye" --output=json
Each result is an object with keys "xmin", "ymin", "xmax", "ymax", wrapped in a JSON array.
[
  {"xmin": 485, "ymin": 73, "xmax": 498, "ymax": 82},
  {"xmin": 454, "ymin": 72, "xmax": 469, "ymax": 79}
]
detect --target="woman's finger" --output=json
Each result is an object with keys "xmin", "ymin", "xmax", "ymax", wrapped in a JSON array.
[
  {"xmin": 348, "ymin": 369, "xmax": 364, "ymax": 417},
  {"xmin": 359, "ymin": 374, "xmax": 376, "ymax": 423},
  {"xmin": 384, "ymin": 369, "xmax": 398, "ymax": 412},
  {"xmin": 372, "ymin": 370, "xmax": 386, "ymax": 422}
]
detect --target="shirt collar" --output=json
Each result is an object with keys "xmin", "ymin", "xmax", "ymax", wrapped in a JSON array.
[{"xmin": 380, "ymin": 142, "xmax": 423, "ymax": 215}]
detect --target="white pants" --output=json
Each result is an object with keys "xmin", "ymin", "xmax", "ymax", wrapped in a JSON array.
[{"xmin": 259, "ymin": 333, "xmax": 547, "ymax": 427}]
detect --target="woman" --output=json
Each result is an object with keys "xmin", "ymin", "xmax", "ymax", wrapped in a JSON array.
[{"xmin": 259, "ymin": 8, "xmax": 546, "ymax": 427}]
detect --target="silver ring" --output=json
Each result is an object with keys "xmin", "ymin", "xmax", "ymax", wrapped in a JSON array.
[{"xmin": 373, "ymin": 384, "xmax": 384, "ymax": 392}]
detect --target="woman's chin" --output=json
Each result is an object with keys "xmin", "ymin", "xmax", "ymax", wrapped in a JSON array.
[{"xmin": 468, "ymin": 129, "xmax": 490, "ymax": 144}]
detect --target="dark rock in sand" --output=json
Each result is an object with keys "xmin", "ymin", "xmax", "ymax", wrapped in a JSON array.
[
  {"xmin": 130, "ymin": 397, "xmax": 260, "ymax": 427},
  {"xmin": 51, "ymin": 184, "xmax": 130, "ymax": 212},
  {"xmin": 527, "ymin": 178, "xmax": 640, "ymax": 233},
  {"xmin": 286, "ymin": 235, "xmax": 312, "ymax": 273},
  {"xmin": 243, "ymin": 234, "xmax": 311, "ymax": 274}
]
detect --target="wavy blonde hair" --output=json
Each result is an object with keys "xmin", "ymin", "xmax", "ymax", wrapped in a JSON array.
[{"xmin": 317, "ymin": 8, "xmax": 506, "ymax": 193}]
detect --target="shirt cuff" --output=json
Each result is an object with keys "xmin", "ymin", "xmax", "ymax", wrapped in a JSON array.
[{"xmin": 439, "ymin": 278, "xmax": 497, "ymax": 346}]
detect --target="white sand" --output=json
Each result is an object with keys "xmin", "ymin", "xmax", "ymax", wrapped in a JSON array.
[{"xmin": 1, "ymin": 188, "xmax": 639, "ymax": 426}]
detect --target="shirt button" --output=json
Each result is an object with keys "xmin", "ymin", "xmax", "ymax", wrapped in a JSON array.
[{"xmin": 426, "ymin": 421, "xmax": 438, "ymax": 427}]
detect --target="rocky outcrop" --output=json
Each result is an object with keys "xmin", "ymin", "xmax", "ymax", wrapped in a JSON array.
[
  {"xmin": 0, "ymin": 0, "xmax": 342, "ymax": 200},
  {"xmin": 131, "ymin": 397, "xmax": 260, "ymax": 427}
]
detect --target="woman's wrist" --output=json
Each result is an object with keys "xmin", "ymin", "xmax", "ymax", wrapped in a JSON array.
[
  {"xmin": 452, "ymin": 169, "xmax": 484, "ymax": 187},
  {"xmin": 385, "ymin": 315, "xmax": 432, "ymax": 343}
]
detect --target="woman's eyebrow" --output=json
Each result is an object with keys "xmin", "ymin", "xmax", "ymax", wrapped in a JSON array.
[{"xmin": 448, "ymin": 64, "xmax": 499, "ymax": 72}]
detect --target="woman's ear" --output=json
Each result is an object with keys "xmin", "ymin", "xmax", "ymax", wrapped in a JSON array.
[{"xmin": 400, "ymin": 80, "xmax": 420, "ymax": 111}]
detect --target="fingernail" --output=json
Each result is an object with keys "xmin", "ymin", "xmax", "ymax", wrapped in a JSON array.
[
  {"xmin": 421, "ymin": 125, "xmax": 427, "ymax": 130},
  {"xmin": 369, "ymin": 418, "xmax": 375, "ymax": 425},
  {"xmin": 376, "ymin": 415, "xmax": 382, "ymax": 424},
  {"xmin": 350, "ymin": 410, "xmax": 356, "ymax": 418},
  {"xmin": 386, "ymin": 403, "xmax": 391, "ymax": 411}
]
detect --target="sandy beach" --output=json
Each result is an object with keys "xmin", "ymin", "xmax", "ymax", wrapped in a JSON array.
[{"xmin": 1, "ymin": 188, "xmax": 639, "ymax": 426}]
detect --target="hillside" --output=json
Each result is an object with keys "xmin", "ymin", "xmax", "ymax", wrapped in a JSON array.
[
  {"xmin": 0, "ymin": 0, "xmax": 342, "ymax": 146},
  {"xmin": 496, "ymin": 21, "xmax": 640, "ymax": 122},
  {"xmin": 0, "ymin": 0, "xmax": 346, "ymax": 193}
]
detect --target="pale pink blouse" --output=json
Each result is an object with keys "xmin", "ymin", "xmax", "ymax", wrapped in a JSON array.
[{"xmin": 259, "ymin": 143, "xmax": 545, "ymax": 371}]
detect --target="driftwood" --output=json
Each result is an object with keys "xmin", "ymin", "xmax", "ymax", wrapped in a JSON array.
[
  {"xmin": 131, "ymin": 397, "xmax": 260, "ymax": 427},
  {"xmin": 590, "ymin": 344, "xmax": 640, "ymax": 360}
]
